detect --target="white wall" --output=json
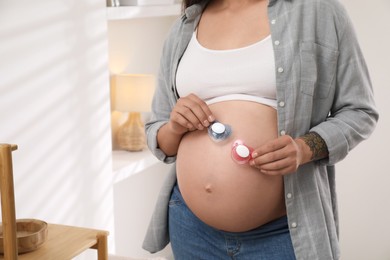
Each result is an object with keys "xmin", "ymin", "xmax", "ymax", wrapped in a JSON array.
[
  {"xmin": 107, "ymin": 16, "xmax": 177, "ymax": 75},
  {"xmin": 337, "ymin": 1, "xmax": 390, "ymax": 259},
  {"xmin": 0, "ymin": 0, "xmax": 114, "ymax": 258}
]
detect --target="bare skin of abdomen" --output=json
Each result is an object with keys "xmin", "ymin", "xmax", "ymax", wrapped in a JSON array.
[{"xmin": 176, "ymin": 101, "xmax": 286, "ymax": 232}]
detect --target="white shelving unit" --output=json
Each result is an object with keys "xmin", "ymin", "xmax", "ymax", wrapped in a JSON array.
[
  {"xmin": 107, "ymin": 6, "xmax": 176, "ymax": 258},
  {"xmin": 107, "ymin": 4, "xmax": 181, "ymax": 20},
  {"xmin": 112, "ymin": 149, "xmax": 160, "ymax": 183},
  {"xmin": 108, "ymin": 3, "xmax": 180, "ymax": 174}
]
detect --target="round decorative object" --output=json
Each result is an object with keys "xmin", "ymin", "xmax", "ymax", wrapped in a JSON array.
[{"xmin": 0, "ymin": 219, "xmax": 48, "ymax": 254}]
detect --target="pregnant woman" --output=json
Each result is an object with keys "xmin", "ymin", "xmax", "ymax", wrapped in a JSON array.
[{"xmin": 143, "ymin": 0, "xmax": 378, "ymax": 259}]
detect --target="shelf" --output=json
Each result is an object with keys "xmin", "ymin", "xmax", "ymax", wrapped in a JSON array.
[
  {"xmin": 107, "ymin": 4, "xmax": 181, "ymax": 20},
  {"xmin": 112, "ymin": 149, "xmax": 160, "ymax": 183}
]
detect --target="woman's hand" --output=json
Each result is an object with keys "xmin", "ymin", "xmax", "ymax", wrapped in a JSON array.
[
  {"xmin": 157, "ymin": 94, "xmax": 215, "ymax": 156},
  {"xmin": 167, "ymin": 93, "xmax": 215, "ymax": 136},
  {"xmin": 249, "ymin": 135, "xmax": 308, "ymax": 176}
]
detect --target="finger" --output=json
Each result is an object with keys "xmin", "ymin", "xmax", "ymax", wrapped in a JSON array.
[
  {"xmin": 252, "ymin": 137, "xmax": 290, "ymax": 158},
  {"xmin": 170, "ymin": 111, "xmax": 195, "ymax": 131},
  {"xmin": 252, "ymin": 157, "xmax": 291, "ymax": 172},
  {"xmin": 249, "ymin": 157, "xmax": 295, "ymax": 176},
  {"xmin": 175, "ymin": 107, "xmax": 203, "ymax": 130},
  {"xmin": 175, "ymin": 99, "xmax": 205, "ymax": 130},
  {"xmin": 259, "ymin": 165, "xmax": 295, "ymax": 176},
  {"xmin": 251, "ymin": 146, "xmax": 290, "ymax": 167},
  {"xmin": 187, "ymin": 94, "xmax": 215, "ymax": 124},
  {"xmin": 250, "ymin": 152, "xmax": 299, "ymax": 176}
]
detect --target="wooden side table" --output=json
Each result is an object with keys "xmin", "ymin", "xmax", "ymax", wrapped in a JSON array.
[
  {"xmin": 0, "ymin": 224, "xmax": 109, "ymax": 260},
  {"xmin": 0, "ymin": 144, "xmax": 109, "ymax": 260}
]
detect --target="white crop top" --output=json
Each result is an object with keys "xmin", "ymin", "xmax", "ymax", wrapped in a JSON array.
[{"xmin": 176, "ymin": 31, "xmax": 277, "ymax": 109}]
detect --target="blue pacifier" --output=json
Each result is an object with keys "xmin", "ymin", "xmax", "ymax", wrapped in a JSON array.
[{"xmin": 208, "ymin": 121, "xmax": 232, "ymax": 142}]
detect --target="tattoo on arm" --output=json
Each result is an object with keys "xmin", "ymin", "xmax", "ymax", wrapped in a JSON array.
[{"xmin": 299, "ymin": 132, "xmax": 329, "ymax": 161}]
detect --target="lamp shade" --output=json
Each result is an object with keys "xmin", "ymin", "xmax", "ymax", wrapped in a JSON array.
[{"xmin": 112, "ymin": 74, "xmax": 155, "ymax": 112}]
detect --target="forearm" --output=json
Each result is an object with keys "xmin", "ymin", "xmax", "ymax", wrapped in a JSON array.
[
  {"xmin": 157, "ymin": 123, "xmax": 186, "ymax": 157},
  {"xmin": 296, "ymin": 132, "xmax": 329, "ymax": 165}
]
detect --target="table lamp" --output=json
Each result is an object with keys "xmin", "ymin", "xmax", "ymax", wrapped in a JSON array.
[{"xmin": 112, "ymin": 74, "xmax": 155, "ymax": 151}]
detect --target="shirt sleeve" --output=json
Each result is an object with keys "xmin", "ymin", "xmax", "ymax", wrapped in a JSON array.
[
  {"xmin": 144, "ymin": 20, "xmax": 181, "ymax": 164},
  {"xmin": 311, "ymin": 7, "xmax": 379, "ymax": 166}
]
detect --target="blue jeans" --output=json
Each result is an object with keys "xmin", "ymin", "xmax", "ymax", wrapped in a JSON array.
[{"xmin": 169, "ymin": 184, "xmax": 296, "ymax": 260}]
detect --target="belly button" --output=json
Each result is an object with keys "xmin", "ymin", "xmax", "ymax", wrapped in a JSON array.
[{"xmin": 205, "ymin": 184, "xmax": 213, "ymax": 193}]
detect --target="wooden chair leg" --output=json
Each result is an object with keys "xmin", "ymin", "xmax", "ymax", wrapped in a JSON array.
[{"xmin": 0, "ymin": 144, "xmax": 18, "ymax": 259}]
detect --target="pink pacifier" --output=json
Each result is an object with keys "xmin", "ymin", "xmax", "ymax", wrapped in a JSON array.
[{"xmin": 231, "ymin": 140, "xmax": 254, "ymax": 164}]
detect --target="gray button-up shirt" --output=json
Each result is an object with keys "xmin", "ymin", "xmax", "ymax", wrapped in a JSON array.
[{"xmin": 143, "ymin": 0, "xmax": 379, "ymax": 259}]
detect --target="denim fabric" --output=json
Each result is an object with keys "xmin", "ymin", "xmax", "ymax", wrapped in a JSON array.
[{"xmin": 169, "ymin": 184, "xmax": 296, "ymax": 260}]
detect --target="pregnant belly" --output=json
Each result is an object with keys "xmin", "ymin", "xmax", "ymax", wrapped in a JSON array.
[{"xmin": 176, "ymin": 101, "xmax": 286, "ymax": 232}]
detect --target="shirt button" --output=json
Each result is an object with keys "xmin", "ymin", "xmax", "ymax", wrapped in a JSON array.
[
  {"xmin": 279, "ymin": 101, "xmax": 285, "ymax": 107},
  {"xmin": 271, "ymin": 19, "xmax": 276, "ymax": 24},
  {"xmin": 277, "ymin": 67, "xmax": 284, "ymax": 73},
  {"xmin": 287, "ymin": 193, "xmax": 292, "ymax": 199},
  {"xmin": 274, "ymin": 40, "xmax": 280, "ymax": 46},
  {"xmin": 280, "ymin": 130, "xmax": 286, "ymax": 136},
  {"xmin": 291, "ymin": 222, "xmax": 298, "ymax": 228}
]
